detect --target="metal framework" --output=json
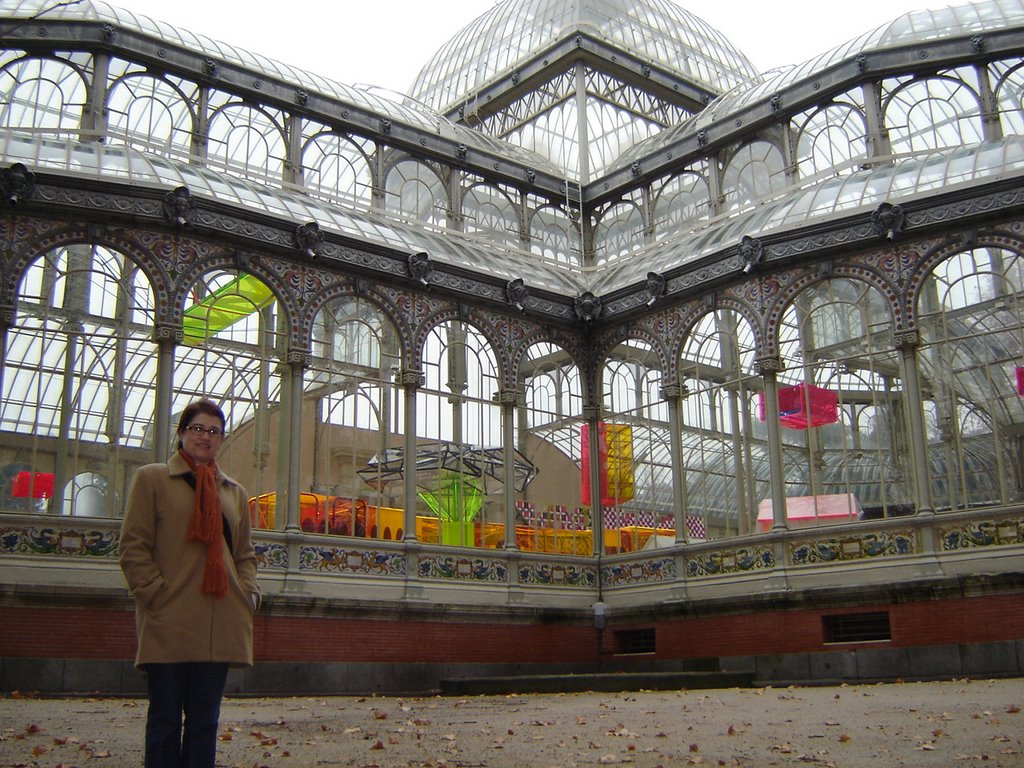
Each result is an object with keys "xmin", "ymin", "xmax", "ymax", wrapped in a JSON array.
[{"xmin": 1, "ymin": 0, "xmax": 1023, "ymax": 610}]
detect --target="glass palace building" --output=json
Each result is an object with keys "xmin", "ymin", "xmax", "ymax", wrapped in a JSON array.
[{"xmin": 1, "ymin": 0, "xmax": 1023, "ymax": 693}]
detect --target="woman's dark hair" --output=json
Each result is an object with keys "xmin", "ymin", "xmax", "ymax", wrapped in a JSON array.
[{"xmin": 176, "ymin": 399, "xmax": 226, "ymax": 447}]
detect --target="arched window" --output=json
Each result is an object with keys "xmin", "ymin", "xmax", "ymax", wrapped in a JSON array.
[
  {"xmin": 530, "ymin": 205, "xmax": 579, "ymax": 267},
  {"xmin": 884, "ymin": 73, "xmax": 984, "ymax": 156},
  {"xmin": 1, "ymin": 244, "xmax": 157, "ymax": 516},
  {"xmin": 306, "ymin": 295, "xmax": 402, "ymax": 536},
  {"xmin": 681, "ymin": 309, "xmax": 760, "ymax": 539},
  {"xmin": 415, "ymin": 320, "xmax": 501, "ymax": 547},
  {"xmin": 593, "ymin": 198, "xmax": 644, "ymax": 265},
  {"xmin": 651, "ymin": 167, "xmax": 712, "ymax": 241},
  {"xmin": 463, "ymin": 182, "xmax": 520, "ymax": 248},
  {"xmin": 722, "ymin": 140, "xmax": 786, "ymax": 211},
  {"xmin": 992, "ymin": 60, "xmax": 1024, "ymax": 137},
  {"xmin": 518, "ymin": 342, "xmax": 586, "ymax": 554},
  {"xmin": 303, "ymin": 131, "xmax": 374, "ymax": 206},
  {"xmin": 794, "ymin": 101, "xmax": 868, "ymax": 179},
  {"xmin": 0, "ymin": 56, "xmax": 87, "ymax": 135},
  {"xmin": 206, "ymin": 101, "xmax": 287, "ymax": 183},
  {"xmin": 384, "ymin": 158, "xmax": 446, "ymax": 226},
  {"xmin": 601, "ymin": 339, "xmax": 668, "ymax": 552},
  {"xmin": 106, "ymin": 73, "xmax": 196, "ymax": 160},
  {"xmin": 176, "ymin": 270, "xmax": 284, "ymax": 519},
  {"xmin": 918, "ymin": 247, "xmax": 1024, "ymax": 511},
  {"xmin": 776, "ymin": 279, "xmax": 904, "ymax": 522}
]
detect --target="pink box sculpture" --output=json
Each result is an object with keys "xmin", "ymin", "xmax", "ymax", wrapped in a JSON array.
[{"xmin": 758, "ymin": 383, "xmax": 838, "ymax": 429}]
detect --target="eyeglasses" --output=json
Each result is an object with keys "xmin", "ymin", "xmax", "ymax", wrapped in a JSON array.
[{"xmin": 184, "ymin": 424, "xmax": 225, "ymax": 438}]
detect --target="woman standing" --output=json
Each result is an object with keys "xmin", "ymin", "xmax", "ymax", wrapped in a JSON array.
[{"xmin": 119, "ymin": 399, "xmax": 260, "ymax": 768}]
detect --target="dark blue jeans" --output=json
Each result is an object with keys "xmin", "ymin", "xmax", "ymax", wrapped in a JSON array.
[{"xmin": 143, "ymin": 662, "xmax": 230, "ymax": 768}]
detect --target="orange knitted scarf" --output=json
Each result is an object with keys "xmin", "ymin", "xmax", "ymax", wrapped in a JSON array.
[{"xmin": 180, "ymin": 449, "xmax": 228, "ymax": 598}]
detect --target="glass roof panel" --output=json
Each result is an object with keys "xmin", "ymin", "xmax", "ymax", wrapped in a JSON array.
[
  {"xmin": 592, "ymin": 136, "xmax": 1024, "ymax": 293},
  {"xmin": 0, "ymin": 0, "xmax": 565, "ymax": 171},
  {"xmin": 7, "ymin": 130, "xmax": 1021, "ymax": 298},
  {"xmin": 409, "ymin": 0, "xmax": 757, "ymax": 114},
  {"xmin": 0, "ymin": 130, "xmax": 583, "ymax": 294},
  {"xmin": 613, "ymin": 0, "xmax": 1024, "ymax": 172}
]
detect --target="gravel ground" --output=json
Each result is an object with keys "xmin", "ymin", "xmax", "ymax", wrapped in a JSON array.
[{"xmin": 1, "ymin": 678, "xmax": 1022, "ymax": 767}]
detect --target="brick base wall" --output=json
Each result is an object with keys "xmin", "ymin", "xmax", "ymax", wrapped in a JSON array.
[{"xmin": 4, "ymin": 591, "xmax": 1023, "ymax": 663}]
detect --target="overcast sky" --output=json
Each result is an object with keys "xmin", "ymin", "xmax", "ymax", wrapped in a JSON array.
[{"xmin": 107, "ymin": 0, "xmax": 941, "ymax": 95}]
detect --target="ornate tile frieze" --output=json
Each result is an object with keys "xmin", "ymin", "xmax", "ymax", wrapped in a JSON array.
[
  {"xmin": 791, "ymin": 530, "xmax": 914, "ymax": 565},
  {"xmin": 518, "ymin": 560, "xmax": 597, "ymax": 588},
  {"xmin": 0, "ymin": 525, "xmax": 118, "ymax": 558},
  {"xmin": 940, "ymin": 518, "xmax": 1023, "ymax": 550},
  {"xmin": 685, "ymin": 546, "xmax": 774, "ymax": 577},
  {"xmin": 417, "ymin": 554, "xmax": 507, "ymax": 582},
  {"xmin": 299, "ymin": 545, "xmax": 406, "ymax": 576},
  {"xmin": 254, "ymin": 542, "xmax": 288, "ymax": 570},
  {"xmin": 602, "ymin": 556, "xmax": 675, "ymax": 587}
]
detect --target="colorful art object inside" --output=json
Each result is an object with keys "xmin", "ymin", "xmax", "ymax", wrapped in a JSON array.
[
  {"xmin": 11, "ymin": 471, "xmax": 54, "ymax": 499},
  {"xmin": 757, "ymin": 383, "xmax": 838, "ymax": 429},
  {"xmin": 359, "ymin": 443, "xmax": 538, "ymax": 546},
  {"xmin": 1015, "ymin": 366, "xmax": 1024, "ymax": 395},
  {"xmin": 579, "ymin": 422, "xmax": 635, "ymax": 506},
  {"xmin": 417, "ymin": 470, "xmax": 485, "ymax": 545},
  {"xmin": 182, "ymin": 274, "xmax": 275, "ymax": 345}
]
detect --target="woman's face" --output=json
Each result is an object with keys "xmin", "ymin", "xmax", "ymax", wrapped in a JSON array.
[{"xmin": 179, "ymin": 413, "xmax": 225, "ymax": 465}]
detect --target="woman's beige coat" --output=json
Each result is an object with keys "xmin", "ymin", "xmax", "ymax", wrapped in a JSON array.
[{"xmin": 119, "ymin": 451, "xmax": 260, "ymax": 667}]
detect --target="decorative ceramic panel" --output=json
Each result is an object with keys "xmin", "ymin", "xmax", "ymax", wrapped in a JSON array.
[
  {"xmin": 418, "ymin": 554, "xmax": 507, "ymax": 582},
  {"xmin": 254, "ymin": 542, "xmax": 288, "ymax": 570},
  {"xmin": 602, "ymin": 556, "xmax": 675, "ymax": 587},
  {"xmin": 940, "ymin": 518, "xmax": 1024, "ymax": 550},
  {"xmin": 299, "ymin": 545, "xmax": 406, "ymax": 576},
  {"xmin": 518, "ymin": 560, "xmax": 597, "ymax": 588},
  {"xmin": 686, "ymin": 546, "xmax": 774, "ymax": 577},
  {"xmin": 0, "ymin": 526, "xmax": 118, "ymax": 558},
  {"xmin": 791, "ymin": 530, "xmax": 914, "ymax": 565}
]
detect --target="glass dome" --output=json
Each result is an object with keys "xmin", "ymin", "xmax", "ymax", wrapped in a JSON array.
[{"xmin": 408, "ymin": 0, "xmax": 758, "ymax": 114}]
